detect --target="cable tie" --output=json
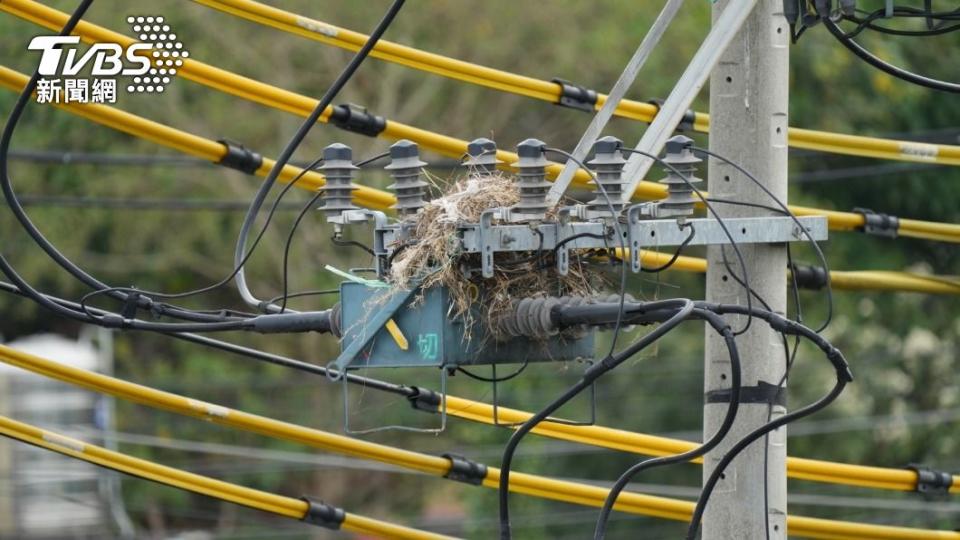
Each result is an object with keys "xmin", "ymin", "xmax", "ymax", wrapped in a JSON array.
[
  {"xmin": 120, "ymin": 290, "xmax": 141, "ymax": 320},
  {"xmin": 646, "ymin": 98, "xmax": 696, "ymax": 131},
  {"xmin": 441, "ymin": 453, "xmax": 487, "ymax": 486},
  {"xmin": 329, "ymin": 104, "xmax": 386, "ymax": 137},
  {"xmin": 407, "ymin": 386, "xmax": 442, "ymax": 412},
  {"xmin": 790, "ymin": 263, "xmax": 829, "ymax": 290},
  {"xmin": 299, "ymin": 496, "xmax": 346, "ymax": 529},
  {"xmin": 853, "ymin": 207, "xmax": 899, "ymax": 238},
  {"xmin": 905, "ymin": 464, "xmax": 953, "ymax": 497},
  {"xmin": 706, "ymin": 381, "xmax": 785, "ymax": 406},
  {"xmin": 551, "ymin": 78, "xmax": 598, "ymax": 112},
  {"xmin": 216, "ymin": 139, "xmax": 263, "ymax": 175}
]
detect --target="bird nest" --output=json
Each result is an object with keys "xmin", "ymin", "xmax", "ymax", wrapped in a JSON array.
[{"xmin": 387, "ymin": 172, "xmax": 597, "ymax": 341}]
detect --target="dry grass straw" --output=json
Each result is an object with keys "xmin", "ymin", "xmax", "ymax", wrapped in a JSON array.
[{"xmin": 388, "ymin": 172, "xmax": 597, "ymax": 341}]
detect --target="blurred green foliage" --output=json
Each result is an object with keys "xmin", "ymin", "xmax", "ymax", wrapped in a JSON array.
[{"xmin": 0, "ymin": 1, "xmax": 958, "ymax": 538}]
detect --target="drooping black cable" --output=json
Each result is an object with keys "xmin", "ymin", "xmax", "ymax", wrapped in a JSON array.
[
  {"xmin": 498, "ymin": 299, "xmax": 695, "ymax": 540},
  {"xmin": 620, "ymin": 147, "xmax": 754, "ymax": 336},
  {"xmin": 694, "ymin": 147, "xmax": 833, "ymax": 332},
  {"xmin": 593, "ymin": 309, "xmax": 739, "ymax": 539},
  {"xmin": 821, "ymin": 12, "xmax": 960, "ymax": 93},
  {"xmin": 456, "ymin": 358, "xmax": 529, "ymax": 383},
  {"xmin": 640, "ymin": 222, "xmax": 694, "ymax": 273},
  {"xmin": 685, "ymin": 379, "xmax": 848, "ymax": 540},
  {"xmin": 0, "ymin": 279, "xmax": 413, "ymax": 397},
  {"xmin": 0, "ymin": 0, "xmax": 320, "ymax": 325},
  {"xmin": 233, "ymin": 0, "xmax": 407, "ymax": 314},
  {"xmin": 75, "ymin": 158, "xmax": 325, "ymax": 316},
  {"xmin": 276, "ymin": 149, "xmax": 389, "ymax": 313}
]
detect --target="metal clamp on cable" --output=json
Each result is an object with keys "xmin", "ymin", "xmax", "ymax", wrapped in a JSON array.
[
  {"xmin": 407, "ymin": 386, "xmax": 442, "ymax": 412},
  {"xmin": 551, "ymin": 78, "xmax": 598, "ymax": 112},
  {"xmin": 647, "ymin": 98, "xmax": 696, "ymax": 131},
  {"xmin": 707, "ymin": 381, "xmax": 785, "ymax": 406},
  {"xmin": 906, "ymin": 464, "xmax": 953, "ymax": 496},
  {"xmin": 853, "ymin": 207, "xmax": 899, "ymax": 238},
  {"xmin": 216, "ymin": 139, "xmax": 263, "ymax": 175},
  {"xmin": 299, "ymin": 497, "xmax": 346, "ymax": 529},
  {"xmin": 791, "ymin": 263, "xmax": 829, "ymax": 290},
  {"xmin": 329, "ymin": 104, "xmax": 387, "ymax": 137},
  {"xmin": 442, "ymin": 453, "xmax": 487, "ymax": 485}
]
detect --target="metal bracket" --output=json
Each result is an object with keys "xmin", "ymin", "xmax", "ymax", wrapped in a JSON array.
[
  {"xmin": 853, "ymin": 207, "xmax": 899, "ymax": 238},
  {"xmin": 906, "ymin": 464, "xmax": 953, "ymax": 496},
  {"xmin": 329, "ymin": 103, "xmax": 386, "ymax": 137},
  {"xmin": 551, "ymin": 77, "xmax": 598, "ymax": 112},
  {"xmin": 327, "ymin": 284, "xmax": 420, "ymax": 377}
]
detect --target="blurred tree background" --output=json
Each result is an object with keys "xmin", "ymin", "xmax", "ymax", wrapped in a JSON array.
[{"xmin": 0, "ymin": 0, "xmax": 957, "ymax": 538}]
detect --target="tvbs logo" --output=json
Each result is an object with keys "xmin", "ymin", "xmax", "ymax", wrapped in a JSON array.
[{"xmin": 27, "ymin": 15, "xmax": 187, "ymax": 104}]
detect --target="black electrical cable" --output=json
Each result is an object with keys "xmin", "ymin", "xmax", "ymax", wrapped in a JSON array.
[
  {"xmin": 0, "ymin": 279, "xmax": 413, "ymax": 397},
  {"xmin": 0, "ymin": 0, "xmax": 230, "ymax": 325},
  {"xmin": 276, "ymin": 149, "xmax": 390, "ymax": 313},
  {"xmin": 821, "ymin": 11, "xmax": 960, "ymax": 93},
  {"xmin": 694, "ymin": 147, "xmax": 834, "ymax": 332},
  {"xmin": 267, "ymin": 289, "xmax": 339, "ymax": 305},
  {"xmin": 593, "ymin": 309, "xmax": 739, "ymax": 539},
  {"xmin": 640, "ymin": 222, "xmax": 694, "ymax": 273},
  {"xmin": 544, "ymin": 147, "xmax": 628, "ymax": 358},
  {"xmin": 498, "ymin": 298, "xmax": 695, "ymax": 540},
  {"xmin": 233, "ymin": 0, "xmax": 406, "ymax": 314},
  {"xmin": 685, "ymin": 379, "xmax": 847, "ymax": 540},
  {"xmin": 0, "ymin": 0, "xmax": 331, "ymax": 325},
  {"xmin": 75, "ymin": 157, "xmax": 325, "ymax": 316},
  {"xmin": 620, "ymin": 147, "xmax": 754, "ymax": 336},
  {"xmin": 456, "ymin": 358, "xmax": 529, "ymax": 383}
]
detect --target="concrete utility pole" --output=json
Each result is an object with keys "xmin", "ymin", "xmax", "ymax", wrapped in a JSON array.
[{"xmin": 703, "ymin": 0, "xmax": 789, "ymax": 538}]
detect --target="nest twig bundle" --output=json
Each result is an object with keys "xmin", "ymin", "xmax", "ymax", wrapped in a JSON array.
[{"xmin": 388, "ymin": 172, "xmax": 597, "ymax": 342}]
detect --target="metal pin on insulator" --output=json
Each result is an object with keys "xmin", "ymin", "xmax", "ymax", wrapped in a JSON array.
[
  {"xmin": 385, "ymin": 139, "xmax": 429, "ymax": 218},
  {"xmin": 657, "ymin": 135, "xmax": 702, "ymax": 218},
  {"xmin": 318, "ymin": 143, "xmax": 358, "ymax": 225},
  {"xmin": 463, "ymin": 137, "xmax": 501, "ymax": 174},
  {"xmin": 510, "ymin": 138, "xmax": 552, "ymax": 222},
  {"xmin": 586, "ymin": 136, "xmax": 627, "ymax": 216}
]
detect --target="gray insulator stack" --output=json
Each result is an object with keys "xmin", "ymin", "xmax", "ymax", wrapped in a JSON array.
[
  {"xmin": 318, "ymin": 143, "xmax": 358, "ymax": 224},
  {"xmin": 657, "ymin": 135, "xmax": 702, "ymax": 218},
  {"xmin": 463, "ymin": 137, "xmax": 500, "ymax": 174},
  {"xmin": 586, "ymin": 136, "xmax": 627, "ymax": 215},
  {"xmin": 511, "ymin": 138, "xmax": 552, "ymax": 222},
  {"xmin": 384, "ymin": 139, "xmax": 429, "ymax": 218}
]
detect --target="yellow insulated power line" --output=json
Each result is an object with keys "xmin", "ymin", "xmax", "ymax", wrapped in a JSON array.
[
  {"xmin": 1, "ymin": 344, "xmax": 958, "ymax": 540},
  {"xmin": 2, "ymin": 65, "xmax": 956, "ymax": 296},
  {"xmin": 0, "ymin": 67, "xmax": 396, "ymax": 210},
  {"xmin": 0, "ymin": 415, "xmax": 457, "ymax": 540},
  {"xmin": 440, "ymin": 395, "xmax": 960, "ymax": 494},
  {"xmin": 195, "ymin": 0, "xmax": 960, "ymax": 169},
  {"xmin": 6, "ymin": 0, "xmax": 960, "ymax": 246}
]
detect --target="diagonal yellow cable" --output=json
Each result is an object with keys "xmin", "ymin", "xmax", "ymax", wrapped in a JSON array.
[
  {"xmin": 195, "ymin": 0, "xmax": 960, "ymax": 169},
  {"xmin": 440, "ymin": 395, "xmax": 959, "ymax": 494},
  {"xmin": 5, "ymin": 0, "xmax": 960, "ymax": 245},
  {"xmin": 1, "ymin": 64, "xmax": 958, "ymax": 294},
  {"xmin": 0, "ymin": 414, "xmax": 457, "ymax": 540},
  {"xmin": 0, "ymin": 66, "xmax": 396, "ymax": 210},
  {"xmin": 1, "ymin": 343, "xmax": 959, "ymax": 539}
]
